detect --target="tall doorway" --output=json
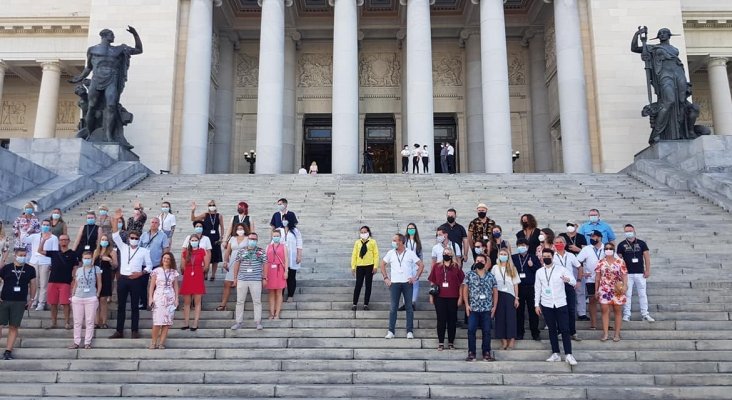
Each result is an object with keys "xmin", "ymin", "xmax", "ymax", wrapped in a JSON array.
[
  {"xmin": 303, "ymin": 114, "xmax": 332, "ymax": 174},
  {"xmin": 434, "ymin": 114, "xmax": 458, "ymax": 173},
  {"xmin": 364, "ymin": 114, "xmax": 395, "ymax": 173}
]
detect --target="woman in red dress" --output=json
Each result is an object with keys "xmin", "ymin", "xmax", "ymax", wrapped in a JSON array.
[
  {"xmin": 265, "ymin": 229, "xmax": 288, "ymax": 320},
  {"xmin": 180, "ymin": 236, "xmax": 208, "ymax": 330}
]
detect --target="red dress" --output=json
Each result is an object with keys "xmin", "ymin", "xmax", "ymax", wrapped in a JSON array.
[
  {"xmin": 265, "ymin": 243, "xmax": 288, "ymax": 290},
  {"xmin": 180, "ymin": 248, "xmax": 207, "ymax": 295}
]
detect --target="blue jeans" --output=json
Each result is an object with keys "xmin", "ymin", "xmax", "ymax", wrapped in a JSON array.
[
  {"xmin": 389, "ymin": 282, "xmax": 414, "ymax": 333},
  {"xmin": 467, "ymin": 310, "xmax": 492, "ymax": 355}
]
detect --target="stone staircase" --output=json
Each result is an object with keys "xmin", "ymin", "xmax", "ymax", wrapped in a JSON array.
[{"xmin": 1, "ymin": 173, "xmax": 731, "ymax": 399}]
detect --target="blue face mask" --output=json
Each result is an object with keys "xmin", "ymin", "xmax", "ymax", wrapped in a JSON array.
[
  {"xmin": 82, "ymin": 259, "xmax": 92, "ymax": 266},
  {"xmin": 248, "ymin": 239, "xmax": 258, "ymax": 247},
  {"xmin": 391, "ymin": 241, "xmax": 398, "ymax": 249},
  {"xmin": 624, "ymin": 231, "xmax": 635, "ymax": 239},
  {"xmin": 41, "ymin": 225, "xmax": 51, "ymax": 233},
  {"xmin": 498, "ymin": 255, "xmax": 509, "ymax": 263},
  {"xmin": 99, "ymin": 210, "xmax": 108, "ymax": 216},
  {"xmin": 407, "ymin": 228, "xmax": 416, "ymax": 236},
  {"xmin": 15, "ymin": 256, "xmax": 26, "ymax": 264},
  {"xmin": 190, "ymin": 241, "xmax": 200, "ymax": 248},
  {"xmin": 117, "ymin": 222, "xmax": 124, "ymax": 229},
  {"xmin": 517, "ymin": 246, "xmax": 528, "ymax": 254},
  {"xmin": 24, "ymin": 208, "xmax": 34, "ymax": 215},
  {"xmin": 589, "ymin": 215, "xmax": 599, "ymax": 223},
  {"xmin": 492, "ymin": 231, "xmax": 502, "ymax": 238},
  {"xmin": 51, "ymin": 213, "xmax": 61, "ymax": 220},
  {"xmin": 87, "ymin": 218, "xmax": 96, "ymax": 225},
  {"xmin": 272, "ymin": 237, "xmax": 281, "ymax": 244},
  {"xmin": 100, "ymin": 241, "xmax": 109, "ymax": 248},
  {"xmin": 194, "ymin": 227, "xmax": 204, "ymax": 234}
]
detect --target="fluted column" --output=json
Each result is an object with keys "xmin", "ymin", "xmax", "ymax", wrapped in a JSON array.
[
  {"xmin": 212, "ymin": 35, "xmax": 235, "ymax": 173},
  {"xmin": 33, "ymin": 60, "xmax": 61, "ymax": 139},
  {"xmin": 707, "ymin": 57, "xmax": 732, "ymax": 135},
  {"xmin": 255, "ymin": 0, "xmax": 289, "ymax": 174},
  {"xmin": 330, "ymin": 0, "xmax": 362, "ymax": 174},
  {"xmin": 462, "ymin": 31, "xmax": 484, "ymax": 172},
  {"xmin": 282, "ymin": 31, "xmax": 299, "ymax": 173},
  {"xmin": 0, "ymin": 61, "xmax": 7, "ymax": 110},
  {"xmin": 403, "ymin": 0, "xmax": 435, "ymax": 174},
  {"xmin": 554, "ymin": 0, "xmax": 592, "ymax": 172},
  {"xmin": 476, "ymin": 0, "xmax": 512, "ymax": 173},
  {"xmin": 526, "ymin": 30, "xmax": 553, "ymax": 172},
  {"xmin": 179, "ymin": 0, "xmax": 221, "ymax": 174}
]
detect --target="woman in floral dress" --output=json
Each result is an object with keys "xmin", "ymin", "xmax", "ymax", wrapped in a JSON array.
[
  {"xmin": 148, "ymin": 252, "xmax": 179, "ymax": 349},
  {"xmin": 595, "ymin": 242, "xmax": 628, "ymax": 342}
]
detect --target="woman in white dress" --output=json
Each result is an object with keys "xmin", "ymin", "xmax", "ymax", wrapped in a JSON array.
[{"xmin": 217, "ymin": 223, "xmax": 248, "ymax": 311}]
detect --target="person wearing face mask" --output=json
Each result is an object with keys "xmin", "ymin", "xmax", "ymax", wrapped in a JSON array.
[
  {"xmin": 439, "ymin": 209, "xmax": 469, "ymax": 265},
  {"xmin": 226, "ymin": 201, "xmax": 254, "ymax": 244},
  {"xmin": 139, "ymin": 218, "xmax": 171, "ymax": 310},
  {"xmin": 219, "ymin": 223, "xmax": 250, "ymax": 311},
  {"xmin": 109, "ymin": 208, "xmax": 153, "ymax": 339},
  {"xmin": 190, "ymin": 200, "xmax": 224, "ymax": 281},
  {"xmin": 487, "ymin": 225, "xmax": 510, "ymax": 267},
  {"xmin": 534, "ymin": 228, "xmax": 555, "ymax": 259},
  {"xmin": 421, "ymin": 144, "xmax": 429, "ymax": 173},
  {"xmin": 431, "ymin": 227, "xmax": 462, "ymax": 268},
  {"xmin": 461, "ymin": 253, "xmax": 498, "ymax": 361},
  {"xmin": 180, "ymin": 233, "xmax": 208, "ymax": 331},
  {"xmin": 467, "ymin": 203, "xmax": 495, "ymax": 262},
  {"xmin": 558, "ymin": 220, "xmax": 587, "ymax": 256},
  {"xmin": 351, "ymin": 226, "xmax": 380, "ymax": 311},
  {"xmin": 49, "ymin": 208, "xmax": 68, "ymax": 238},
  {"xmin": 148, "ymin": 252, "xmax": 179, "ymax": 349},
  {"xmin": 381, "ymin": 233, "xmax": 424, "ymax": 339},
  {"xmin": 68, "ymin": 251, "xmax": 102, "ymax": 349},
  {"xmin": 552, "ymin": 237, "xmax": 583, "ymax": 342},
  {"xmin": 579, "ymin": 209, "xmax": 616, "ymax": 245},
  {"xmin": 401, "ymin": 145, "xmax": 411, "ymax": 173},
  {"xmin": 0, "ymin": 248, "xmax": 37, "ymax": 360},
  {"xmin": 72, "ymin": 211, "xmax": 100, "ymax": 259},
  {"xmin": 97, "ymin": 205, "xmax": 112, "ymax": 238},
  {"xmin": 12, "ymin": 202, "xmax": 40, "ymax": 252},
  {"xmin": 400, "ymin": 223, "xmax": 422, "ymax": 311},
  {"xmin": 428, "ymin": 248, "xmax": 464, "ymax": 350},
  {"xmin": 38, "ymin": 233, "xmax": 75, "ymax": 329},
  {"xmin": 183, "ymin": 221, "xmax": 213, "ymax": 254},
  {"xmin": 158, "ymin": 201, "xmax": 177, "ymax": 241},
  {"xmin": 265, "ymin": 229, "xmax": 289, "ymax": 319},
  {"xmin": 616, "ymin": 224, "xmax": 654, "ymax": 323},
  {"xmin": 534, "ymin": 248, "xmax": 578, "ymax": 366},
  {"xmin": 515, "ymin": 214, "xmax": 540, "ymax": 256},
  {"xmin": 22, "ymin": 219, "xmax": 59, "ymax": 311},
  {"xmin": 269, "ymin": 198, "xmax": 299, "ymax": 230},
  {"xmin": 411, "ymin": 143, "xmax": 421, "ymax": 174},
  {"xmin": 231, "ymin": 233, "xmax": 267, "ymax": 330},
  {"xmin": 471, "ymin": 240, "xmax": 485, "ymax": 270},
  {"xmin": 512, "ymin": 238, "xmax": 541, "ymax": 341},
  {"xmin": 127, "ymin": 202, "xmax": 148, "ymax": 234},
  {"xmin": 493, "ymin": 249, "xmax": 521, "ymax": 350},
  {"xmin": 595, "ymin": 243, "xmax": 628, "ymax": 342},
  {"xmin": 93, "ymin": 234, "xmax": 117, "ymax": 329},
  {"xmin": 282, "ymin": 215, "xmax": 303, "ymax": 303},
  {"xmin": 577, "ymin": 230, "xmax": 604, "ymax": 329}
]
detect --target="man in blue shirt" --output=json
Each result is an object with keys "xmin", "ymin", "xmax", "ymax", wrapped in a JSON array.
[
  {"xmin": 269, "ymin": 198, "xmax": 298, "ymax": 230},
  {"xmin": 139, "ymin": 217, "xmax": 170, "ymax": 309},
  {"xmin": 578, "ymin": 209, "xmax": 616, "ymax": 245},
  {"xmin": 461, "ymin": 254, "xmax": 498, "ymax": 361}
]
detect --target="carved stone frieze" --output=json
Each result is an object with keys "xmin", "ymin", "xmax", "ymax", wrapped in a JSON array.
[
  {"xmin": 236, "ymin": 53, "xmax": 259, "ymax": 87},
  {"xmin": 56, "ymin": 100, "xmax": 78, "ymax": 125},
  {"xmin": 211, "ymin": 31, "xmax": 220, "ymax": 77},
  {"xmin": 508, "ymin": 46, "xmax": 526, "ymax": 85},
  {"xmin": 359, "ymin": 53, "xmax": 401, "ymax": 87},
  {"xmin": 0, "ymin": 101, "xmax": 27, "ymax": 126},
  {"xmin": 544, "ymin": 20, "xmax": 556, "ymax": 76},
  {"xmin": 432, "ymin": 53, "xmax": 463, "ymax": 87},
  {"xmin": 298, "ymin": 53, "xmax": 333, "ymax": 87}
]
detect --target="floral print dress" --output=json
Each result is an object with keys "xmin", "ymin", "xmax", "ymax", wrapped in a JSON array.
[
  {"xmin": 595, "ymin": 258, "xmax": 628, "ymax": 305},
  {"xmin": 151, "ymin": 268, "xmax": 179, "ymax": 326}
]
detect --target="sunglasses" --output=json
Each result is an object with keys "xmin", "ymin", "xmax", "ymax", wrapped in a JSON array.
[{"xmin": 129, "ymin": 237, "xmax": 139, "ymax": 240}]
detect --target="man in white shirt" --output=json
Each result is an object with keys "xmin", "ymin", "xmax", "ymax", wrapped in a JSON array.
[
  {"xmin": 381, "ymin": 233, "xmax": 424, "ymax": 339},
  {"xmin": 431, "ymin": 227, "xmax": 462, "ymax": 267},
  {"xmin": 23, "ymin": 219, "xmax": 59, "ymax": 310},
  {"xmin": 577, "ymin": 230, "xmax": 604, "ymax": 330},
  {"xmin": 534, "ymin": 248, "xmax": 578, "ymax": 366},
  {"xmin": 446, "ymin": 143, "xmax": 456, "ymax": 173},
  {"xmin": 553, "ymin": 237, "xmax": 583, "ymax": 341},
  {"xmin": 110, "ymin": 209, "xmax": 153, "ymax": 339}
]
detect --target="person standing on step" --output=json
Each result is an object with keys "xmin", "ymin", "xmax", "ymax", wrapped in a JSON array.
[
  {"xmin": 139, "ymin": 217, "xmax": 170, "ymax": 310},
  {"xmin": 97, "ymin": 205, "xmax": 113, "ymax": 239},
  {"xmin": 461, "ymin": 253, "xmax": 498, "ymax": 361},
  {"xmin": 23, "ymin": 219, "xmax": 59, "ymax": 311},
  {"xmin": 309, "ymin": 161, "xmax": 319, "ymax": 175},
  {"xmin": 219, "ymin": 223, "xmax": 249, "ymax": 311},
  {"xmin": 400, "ymin": 145, "xmax": 410, "ymax": 174},
  {"xmin": 351, "ymin": 226, "xmax": 379, "ymax": 311},
  {"xmin": 493, "ymin": 248, "xmax": 521, "ymax": 350},
  {"xmin": 421, "ymin": 145, "xmax": 430, "ymax": 173},
  {"xmin": 439, "ymin": 143, "xmax": 448, "ymax": 173},
  {"xmin": 577, "ymin": 230, "xmax": 605, "ymax": 330},
  {"xmin": 94, "ymin": 234, "xmax": 117, "ymax": 329},
  {"xmin": 182, "ymin": 221, "xmax": 213, "ymax": 261},
  {"xmin": 428, "ymin": 247, "xmax": 464, "ymax": 351},
  {"xmin": 559, "ymin": 220, "xmax": 589, "ymax": 321},
  {"xmin": 534, "ymin": 248, "xmax": 578, "ymax": 366},
  {"xmin": 109, "ymin": 209, "xmax": 152, "ymax": 340},
  {"xmin": 617, "ymin": 224, "xmax": 654, "ymax": 323},
  {"xmin": 512, "ymin": 238, "xmax": 541, "ymax": 341},
  {"xmin": 411, "ymin": 143, "xmax": 421, "ymax": 174},
  {"xmin": 72, "ymin": 211, "xmax": 99, "ymax": 260},
  {"xmin": 467, "ymin": 203, "xmax": 495, "ymax": 262},
  {"xmin": 381, "ymin": 233, "xmax": 424, "ymax": 339},
  {"xmin": 401, "ymin": 223, "xmax": 423, "ymax": 311},
  {"xmin": 231, "ymin": 232, "xmax": 267, "ymax": 331},
  {"xmin": 270, "ymin": 198, "xmax": 298, "ymax": 230},
  {"xmin": 127, "ymin": 202, "xmax": 147, "ymax": 235},
  {"xmin": 432, "ymin": 227, "xmax": 463, "ymax": 269},
  {"xmin": 446, "ymin": 142, "xmax": 456, "ymax": 173},
  {"xmin": 534, "ymin": 228, "xmax": 555, "ymax": 259},
  {"xmin": 0, "ymin": 248, "xmax": 37, "ymax": 360},
  {"xmin": 265, "ymin": 229, "xmax": 288, "ymax": 320},
  {"xmin": 283, "ymin": 214, "xmax": 303, "ymax": 303},
  {"xmin": 37, "ymin": 233, "xmax": 76, "ymax": 329},
  {"xmin": 516, "ymin": 214, "xmax": 541, "ymax": 256},
  {"xmin": 487, "ymin": 225, "xmax": 510, "ymax": 267},
  {"xmin": 439, "ymin": 209, "xmax": 470, "ymax": 266},
  {"xmin": 553, "ymin": 236, "xmax": 583, "ymax": 342},
  {"xmin": 68, "ymin": 251, "xmax": 101, "ymax": 349},
  {"xmin": 226, "ymin": 201, "xmax": 254, "ymax": 245},
  {"xmin": 180, "ymin": 235, "xmax": 208, "ymax": 331},
  {"xmin": 579, "ymin": 209, "xmax": 616, "ymax": 245},
  {"xmin": 191, "ymin": 200, "xmax": 224, "ymax": 281},
  {"xmin": 158, "ymin": 201, "xmax": 177, "ymax": 241},
  {"xmin": 595, "ymin": 242, "xmax": 628, "ymax": 342},
  {"xmin": 148, "ymin": 252, "xmax": 179, "ymax": 349},
  {"xmin": 49, "ymin": 208, "xmax": 68, "ymax": 238},
  {"xmin": 13, "ymin": 203, "xmax": 40, "ymax": 252}
]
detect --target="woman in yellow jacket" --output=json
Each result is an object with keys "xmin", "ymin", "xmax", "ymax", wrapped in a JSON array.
[{"xmin": 351, "ymin": 226, "xmax": 379, "ymax": 311}]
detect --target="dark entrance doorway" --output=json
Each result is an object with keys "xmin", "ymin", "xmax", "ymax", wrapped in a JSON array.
[
  {"xmin": 303, "ymin": 114, "xmax": 332, "ymax": 174},
  {"xmin": 364, "ymin": 114, "xmax": 395, "ymax": 173},
  {"xmin": 434, "ymin": 114, "xmax": 458, "ymax": 173}
]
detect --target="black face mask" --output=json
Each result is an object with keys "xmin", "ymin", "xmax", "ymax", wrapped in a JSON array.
[
  {"xmin": 447, "ymin": 216, "xmax": 455, "ymax": 224},
  {"xmin": 477, "ymin": 212, "xmax": 487, "ymax": 219},
  {"xmin": 521, "ymin": 221, "xmax": 529, "ymax": 229},
  {"xmin": 542, "ymin": 257, "xmax": 553, "ymax": 266},
  {"xmin": 590, "ymin": 238, "xmax": 598, "ymax": 246},
  {"xmin": 443, "ymin": 255, "xmax": 452, "ymax": 262},
  {"xmin": 475, "ymin": 262, "xmax": 485, "ymax": 270}
]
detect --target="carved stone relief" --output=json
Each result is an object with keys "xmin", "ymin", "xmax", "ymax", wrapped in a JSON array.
[
  {"xmin": 56, "ymin": 100, "xmax": 78, "ymax": 125},
  {"xmin": 508, "ymin": 46, "xmax": 526, "ymax": 85},
  {"xmin": 433, "ymin": 53, "xmax": 463, "ymax": 87},
  {"xmin": 359, "ymin": 53, "xmax": 401, "ymax": 87},
  {"xmin": 695, "ymin": 94, "xmax": 712, "ymax": 123},
  {"xmin": 236, "ymin": 53, "xmax": 259, "ymax": 87},
  {"xmin": 0, "ymin": 101, "xmax": 27, "ymax": 126},
  {"xmin": 544, "ymin": 21, "xmax": 556, "ymax": 76},
  {"xmin": 298, "ymin": 53, "xmax": 333, "ymax": 87},
  {"xmin": 211, "ymin": 31, "xmax": 220, "ymax": 77}
]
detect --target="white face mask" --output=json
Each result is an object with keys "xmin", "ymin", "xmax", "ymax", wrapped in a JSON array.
[
  {"xmin": 436, "ymin": 235, "xmax": 445, "ymax": 244},
  {"xmin": 129, "ymin": 239, "xmax": 139, "ymax": 247},
  {"xmin": 566, "ymin": 226, "xmax": 576, "ymax": 233},
  {"xmin": 282, "ymin": 220, "xmax": 289, "ymax": 227},
  {"xmin": 605, "ymin": 249, "xmax": 614, "ymax": 257},
  {"xmin": 360, "ymin": 233, "xmax": 369, "ymax": 240},
  {"xmin": 236, "ymin": 230, "xmax": 246, "ymax": 236},
  {"xmin": 538, "ymin": 234, "xmax": 546, "ymax": 242},
  {"xmin": 208, "ymin": 206, "xmax": 217, "ymax": 212}
]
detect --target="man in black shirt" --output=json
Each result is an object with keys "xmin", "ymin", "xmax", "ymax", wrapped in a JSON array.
[
  {"xmin": 512, "ymin": 238, "xmax": 541, "ymax": 341},
  {"xmin": 0, "ymin": 248, "xmax": 37, "ymax": 360},
  {"xmin": 438, "ymin": 208, "xmax": 469, "ymax": 265},
  {"xmin": 38, "ymin": 234, "xmax": 79, "ymax": 329},
  {"xmin": 616, "ymin": 224, "xmax": 654, "ymax": 322},
  {"xmin": 558, "ymin": 220, "xmax": 587, "ymax": 255}
]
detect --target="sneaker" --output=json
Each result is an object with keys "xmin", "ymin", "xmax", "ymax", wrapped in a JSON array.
[
  {"xmin": 35, "ymin": 303, "xmax": 45, "ymax": 311},
  {"xmin": 363, "ymin": 305, "xmax": 370, "ymax": 311},
  {"xmin": 465, "ymin": 352, "xmax": 476, "ymax": 362},
  {"xmin": 577, "ymin": 315, "xmax": 590, "ymax": 321},
  {"xmin": 3, "ymin": 350, "xmax": 13, "ymax": 360},
  {"xmin": 398, "ymin": 305, "xmax": 406, "ymax": 311},
  {"xmin": 571, "ymin": 335, "xmax": 582, "ymax": 342},
  {"xmin": 351, "ymin": 305, "xmax": 357, "ymax": 311},
  {"xmin": 230, "ymin": 322, "xmax": 243, "ymax": 330},
  {"xmin": 406, "ymin": 332, "xmax": 414, "ymax": 339},
  {"xmin": 565, "ymin": 354, "xmax": 578, "ymax": 366},
  {"xmin": 483, "ymin": 352, "xmax": 495, "ymax": 362},
  {"xmin": 384, "ymin": 331, "xmax": 395, "ymax": 339},
  {"xmin": 642, "ymin": 315, "xmax": 655, "ymax": 322},
  {"xmin": 622, "ymin": 316, "xmax": 631, "ymax": 322},
  {"xmin": 546, "ymin": 353, "xmax": 561, "ymax": 362},
  {"xmin": 256, "ymin": 323, "xmax": 263, "ymax": 330}
]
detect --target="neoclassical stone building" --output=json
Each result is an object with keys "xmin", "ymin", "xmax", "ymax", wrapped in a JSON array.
[{"xmin": 1, "ymin": 0, "xmax": 731, "ymax": 174}]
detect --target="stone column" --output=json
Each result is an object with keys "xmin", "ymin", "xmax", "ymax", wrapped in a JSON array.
[
  {"xmin": 403, "ymin": 0, "xmax": 435, "ymax": 174},
  {"xmin": 212, "ymin": 35, "xmax": 235, "ymax": 173},
  {"xmin": 462, "ymin": 31, "xmax": 484, "ymax": 173},
  {"xmin": 707, "ymin": 57, "xmax": 732, "ymax": 135},
  {"xmin": 476, "ymin": 0, "xmax": 512, "ymax": 173},
  {"xmin": 0, "ymin": 61, "xmax": 7, "ymax": 109},
  {"xmin": 554, "ymin": 0, "xmax": 592, "ymax": 173},
  {"xmin": 330, "ymin": 0, "xmax": 361, "ymax": 174},
  {"xmin": 33, "ymin": 60, "xmax": 62, "ymax": 139},
  {"xmin": 282, "ymin": 31, "xmax": 299, "ymax": 173},
  {"xmin": 255, "ymin": 0, "xmax": 289, "ymax": 174},
  {"xmin": 179, "ymin": 0, "xmax": 221, "ymax": 174},
  {"xmin": 526, "ymin": 30, "xmax": 553, "ymax": 172}
]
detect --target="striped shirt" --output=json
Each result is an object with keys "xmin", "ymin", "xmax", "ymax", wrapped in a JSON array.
[{"xmin": 234, "ymin": 246, "xmax": 266, "ymax": 281}]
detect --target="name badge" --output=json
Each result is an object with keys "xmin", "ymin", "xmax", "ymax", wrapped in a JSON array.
[
  {"xmin": 246, "ymin": 269, "xmax": 253, "ymax": 273},
  {"xmin": 83, "ymin": 288, "xmax": 91, "ymax": 293},
  {"xmin": 191, "ymin": 271, "xmax": 195, "ymax": 276},
  {"xmin": 544, "ymin": 288, "xmax": 552, "ymax": 295},
  {"xmin": 271, "ymin": 264, "xmax": 278, "ymax": 269},
  {"xmin": 479, "ymin": 294, "xmax": 487, "ymax": 300},
  {"xmin": 210, "ymin": 230, "xmax": 216, "ymax": 234},
  {"xmin": 483, "ymin": 235, "xmax": 489, "ymax": 240},
  {"xmin": 519, "ymin": 273, "xmax": 526, "ymax": 279},
  {"xmin": 442, "ymin": 282, "xmax": 449, "ymax": 288},
  {"xmin": 13, "ymin": 286, "xmax": 21, "ymax": 292},
  {"xmin": 632, "ymin": 258, "xmax": 639, "ymax": 263},
  {"xmin": 84, "ymin": 245, "xmax": 91, "ymax": 250}
]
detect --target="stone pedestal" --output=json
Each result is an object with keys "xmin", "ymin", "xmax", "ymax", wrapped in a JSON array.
[{"xmin": 9, "ymin": 138, "xmax": 141, "ymax": 175}]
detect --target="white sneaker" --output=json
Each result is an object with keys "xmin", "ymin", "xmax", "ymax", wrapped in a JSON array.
[
  {"xmin": 256, "ymin": 323, "xmax": 263, "ymax": 330},
  {"xmin": 546, "ymin": 353, "xmax": 561, "ymax": 362},
  {"xmin": 565, "ymin": 354, "xmax": 578, "ymax": 366},
  {"xmin": 622, "ymin": 316, "xmax": 630, "ymax": 322},
  {"xmin": 406, "ymin": 332, "xmax": 414, "ymax": 339},
  {"xmin": 384, "ymin": 331, "xmax": 395, "ymax": 339},
  {"xmin": 642, "ymin": 315, "xmax": 655, "ymax": 322},
  {"xmin": 35, "ymin": 303, "xmax": 45, "ymax": 311},
  {"xmin": 230, "ymin": 322, "xmax": 243, "ymax": 330}
]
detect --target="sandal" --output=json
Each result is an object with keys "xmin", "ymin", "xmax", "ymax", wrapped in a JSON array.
[
  {"xmin": 215, "ymin": 305, "xmax": 226, "ymax": 311},
  {"xmin": 190, "ymin": 327, "xmax": 198, "ymax": 331},
  {"xmin": 68, "ymin": 344, "xmax": 79, "ymax": 349},
  {"xmin": 84, "ymin": 344, "xmax": 92, "ymax": 349},
  {"xmin": 268, "ymin": 315, "xmax": 275, "ymax": 320},
  {"xmin": 65, "ymin": 323, "xmax": 71, "ymax": 330},
  {"xmin": 101, "ymin": 324, "xmax": 109, "ymax": 329},
  {"xmin": 181, "ymin": 326, "xmax": 190, "ymax": 330},
  {"xmin": 448, "ymin": 344, "xmax": 455, "ymax": 350},
  {"xmin": 613, "ymin": 336, "xmax": 621, "ymax": 342},
  {"xmin": 437, "ymin": 344, "xmax": 444, "ymax": 351},
  {"xmin": 590, "ymin": 326, "xmax": 597, "ymax": 330},
  {"xmin": 157, "ymin": 344, "xmax": 166, "ymax": 349},
  {"xmin": 148, "ymin": 344, "xmax": 157, "ymax": 350},
  {"xmin": 600, "ymin": 335, "xmax": 608, "ymax": 342}
]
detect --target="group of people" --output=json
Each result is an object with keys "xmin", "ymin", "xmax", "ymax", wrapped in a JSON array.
[
  {"xmin": 351, "ymin": 204, "xmax": 654, "ymax": 365},
  {"xmin": 401, "ymin": 144, "xmax": 431, "ymax": 174}
]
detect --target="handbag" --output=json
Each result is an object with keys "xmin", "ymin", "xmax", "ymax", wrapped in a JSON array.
[{"xmin": 429, "ymin": 284, "xmax": 440, "ymax": 296}]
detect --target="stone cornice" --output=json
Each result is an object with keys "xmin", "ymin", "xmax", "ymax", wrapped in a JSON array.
[
  {"xmin": 683, "ymin": 11, "xmax": 732, "ymax": 28},
  {"xmin": 0, "ymin": 17, "xmax": 88, "ymax": 35}
]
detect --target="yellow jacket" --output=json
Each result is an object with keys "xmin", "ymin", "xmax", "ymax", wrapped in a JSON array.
[{"xmin": 351, "ymin": 239, "xmax": 379, "ymax": 270}]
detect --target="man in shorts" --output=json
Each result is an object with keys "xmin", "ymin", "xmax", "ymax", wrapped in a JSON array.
[
  {"xmin": 39, "ymin": 234, "xmax": 79, "ymax": 329},
  {"xmin": 0, "ymin": 248, "xmax": 38, "ymax": 360}
]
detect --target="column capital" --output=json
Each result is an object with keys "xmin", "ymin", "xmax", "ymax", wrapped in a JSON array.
[
  {"xmin": 470, "ymin": 0, "xmax": 509, "ymax": 4},
  {"xmin": 400, "ymin": 0, "xmax": 436, "ymax": 6},
  {"xmin": 521, "ymin": 26, "xmax": 544, "ymax": 47},
  {"xmin": 258, "ymin": 0, "xmax": 293, "ymax": 7},
  {"xmin": 287, "ymin": 29, "xmax": 302, "ymax": 50},
  {"xmin": 37, "ymin": 60, "xmax": 61, "ymax": 72},
  {"xmin": 458, "ymin": 29, "xmax": 479, "ymax": 48},
  {"xmin": 708, "ymin": 57, "xmax": 729, "ymax": 68},
  {"xmin": 328, "ymin": 0, "xmax": 364, "ymax": 7}
]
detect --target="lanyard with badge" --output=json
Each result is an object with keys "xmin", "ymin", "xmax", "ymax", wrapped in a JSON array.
[
  {"xmin": 517, "ymin": 254, "xmax": 528, "ymax": 279},
  {"xmin": 543, "ymin": 266, "xmax": 555, "ymax": 296},
  {"xmin": 499, "ymin": 266, "xmax": 509, "ymax": 292},
  {"xmin": 593, "ymin": 247, "xmax": 602, "ymax": 261},
  {"xmin": 12, "ymin": 265, "xmax": 25, "ymax": 292},
  {"xmin": 82, "ymin": 267, "xmax": 95, "ymax": 293},
  {"xmin": 441, "ymin": 265, "xmax": 450, "ymax": 288},
  {"xmin": 556, "ymin": 254, "xmax": 567, "ymax": 269},
  {"xmin": 128, "ymin": 246, "xmax": 140, "ymax": 266},
  {"xmin": 476, "ymin": 272, "xmax": 490, "ymax": 300},
  {"xmin": 624, "ymin": 240, "xmax": 641, "ymax": 264},
  {"xmin": 208, "ymin": 213, "xmax": 218, "ymax": 235},
  {"xmin": 143, "ymin": 231, "xmax": 159, "ymax": 248},
  {"xmin": 84, "ymin": 225, "xmax": 95, "ymax": 250},
  {"xmin": 163, "ymin": 269, "xmax": 174, "ymax": 289}
]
